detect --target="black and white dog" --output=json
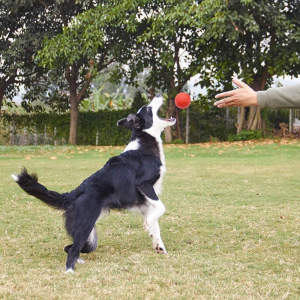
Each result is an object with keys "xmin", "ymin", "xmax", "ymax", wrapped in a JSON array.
[{"xmin": 12, "ymin": 95, "xmax": 176, "ymax": 273}]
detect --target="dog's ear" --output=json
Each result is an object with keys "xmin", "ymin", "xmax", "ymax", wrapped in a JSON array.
[
  {"xmin": 118, "ymin": 114, "xmax": 144, "ymax": 131},
  {"xmin": 117, "ymin": 118, "xmax": 133, "ymax": 131},
  {"xmin": 128, "ymin": 113, "xmax": 145, "ymax": 130}
]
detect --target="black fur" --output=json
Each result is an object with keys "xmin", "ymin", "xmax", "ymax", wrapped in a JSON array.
[{"xmin": 12, "ymin": 96, "xmax": 174, "ymax": 272}]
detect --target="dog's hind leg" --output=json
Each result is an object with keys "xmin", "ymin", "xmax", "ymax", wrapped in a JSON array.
[
  {"xmin": 80, "ymin": 226, "xmax": 98, "ymax": 253},
  {"xmin": 64, "ymin": 226, "xmax": 98, "ymax": 264},
  {"xmin": 64, "ymin": 197, "xmax": 102, "ymax": 273}
]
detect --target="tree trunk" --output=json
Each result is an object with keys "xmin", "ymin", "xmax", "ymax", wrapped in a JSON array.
[
  {"xmin": 241, "ymin": 78, "xmax": 268, "ymax": 132},
  {"xmin": 237, "ymin": 107, "xmax": 244, "ymax": 133},
  {"xmin": 226, "ymin": 107, "xmax": 229, "ymax": 129},
  {"xmin": 185, "ymin": 106, "xmax": 189, "ymax": 144},
  {"xmin": 289, "ymin": 109, "xmax": 293, "ymax": 133},
  {"xmin": 245, "ymin": 106, "xmax": 261, "ymax": 130},
  {"xmin": 164, "ymin": 97, "xmax": 176, "ymax": 143},
  {"xmin": 0, "ymin": 88, "xmax": 4, "ymax": 116},
  {"xmin": 175, "ymin": 107, "xmax": 181, "ymax": 139},
  {"xmin": 69, "ymin": 93, "xmax": 79, "ymax": 144}
]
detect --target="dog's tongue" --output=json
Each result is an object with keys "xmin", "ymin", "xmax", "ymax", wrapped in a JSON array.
[{"xmin": 167, "ymin": 117, "xmax": 176, "ymax": 122}]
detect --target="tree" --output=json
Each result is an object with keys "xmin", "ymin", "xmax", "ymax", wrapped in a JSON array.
[
  {"xmin": 68, "ymin": 0, "xmax": 216, "ymax": 142},
  {"xmin": 195, "ymin": 0, "xmax": 300, "ymax": 132},
  {"xmin": 37, "ymin": 0, "xmax": 137, "ymax": 144},
  {"xmin": 0, "ymin": 0, "xmax": 59, "ymax": 115},
  {"xmin": 105, "ymin": 0, "xmax": 210, "ymax": 142}
]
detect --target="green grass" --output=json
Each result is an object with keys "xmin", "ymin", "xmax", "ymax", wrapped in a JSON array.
[{"xmin": 0, "ymin": 140, "xmax": 299, "ymax": 299}]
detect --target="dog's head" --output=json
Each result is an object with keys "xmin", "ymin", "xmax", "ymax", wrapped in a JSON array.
[{"xmin": 117, "ymin": 95, "xmax": 176, "ymax": 134}]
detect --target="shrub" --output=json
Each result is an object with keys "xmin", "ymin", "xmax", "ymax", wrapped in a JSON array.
[{"xmin": 228, "ymin": 130, "xmax": 262, "ymax": 141}]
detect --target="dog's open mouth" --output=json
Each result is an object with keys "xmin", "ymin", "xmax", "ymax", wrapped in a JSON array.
[{"xmin": 159, "ymin": 117, "xmax": 176, "ymax": 122}]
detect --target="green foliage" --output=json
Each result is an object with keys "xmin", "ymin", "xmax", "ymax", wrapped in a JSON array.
[
  {"xmin": 196, "ymin": 0, "xmax": 300, "ymax": 90},
  {"xmin": 106, "ymin": 0, "xmax": 207, "ymax": 96},
  {"xmin": 263, "ymin": 109, "xmax": 290, "ymax": 129},
  {"xmin": 80, "ymin": 85, "xmax": 133, "ymax": 112},
  {"xmin": 0, "ymin": 0, "xmax": 58, "ymax": 110},
  {"xmin": 228, "ymin": 130, "xmax": 262, "ymax": 141},
  {"xmin": 130, "ymin": 92, "xmax": 150, "ymax": 113},
  {"xmin": 2, "ymin": 110, "xmax": 132, "ymax": 146},
  {"xmin": 170, "ymin": 139, "xmax": 184, "ymax": 144},
  {"xmin": 183, "ymin": 100, "xmax": 237, "ymax": 143}
]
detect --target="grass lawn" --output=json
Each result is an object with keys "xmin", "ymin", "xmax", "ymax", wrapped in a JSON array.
[{"xmin": 0, "ymin": 140, "xmax": 299, "ymax": 299}]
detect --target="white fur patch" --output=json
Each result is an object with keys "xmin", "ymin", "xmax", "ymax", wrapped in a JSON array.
[
  {"xmin": 143, "ymin": 199, "xmax": 166, "ymax": 231},
  {"xmin": 66, "ymin": 268, "xmax": 74, "ymax": 273},
  {"xmin": 77, "ymin": 258, "xmax": 85, "ymax": 264},
  {"xmin": 87, "ymin": 227, "xmax": 97, "ymax": 245},
  {"xmin": 153, "ymin": 165, "xmax": 166, "ymax": 196},
  {"xmin": 123, "ymin": 139, "xmax": 139, "ymax": 152},
  {"xmin": 11, "ymin": 174, "xmax": 19, "ymax": 182}
]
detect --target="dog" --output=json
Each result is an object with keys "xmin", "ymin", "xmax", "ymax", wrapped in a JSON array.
[{"xmin": 11, "ymin": 95, "xmax": 176, "ymax": 273}]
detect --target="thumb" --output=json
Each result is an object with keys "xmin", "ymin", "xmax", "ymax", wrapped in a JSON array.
[{"xmin": 232, "ymin": 78, "xmax": 248, "ymax": 89}]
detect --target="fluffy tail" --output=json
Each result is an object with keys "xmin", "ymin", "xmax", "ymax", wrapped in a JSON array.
[{"xmin": 12, "ymin": 168, "xmax": 71, "ymax": 210}]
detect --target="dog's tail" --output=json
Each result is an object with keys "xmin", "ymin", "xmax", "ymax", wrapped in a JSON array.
[{"xmin": 11, "ymin": 168, "xmax": 71, "ymax": 210}]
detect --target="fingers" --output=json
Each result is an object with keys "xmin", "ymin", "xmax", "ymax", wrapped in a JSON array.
[
  {"xmin": 215, "ymin": 90, "xmax": 235, "ymax": 99},
  {"xmin": 215, "ymin": 78, "xmax": 248, "ymax": 99},
  {"xmin": 214, "ymin": 97, "xmax": 236, "ymax": 108},
  {"xmin": 232, "ymin": 78, "xmax": 248, "ymax": 89},
  {"xmin": 214, "ymin": 78, "xmax": 256, "ymax": 108}
]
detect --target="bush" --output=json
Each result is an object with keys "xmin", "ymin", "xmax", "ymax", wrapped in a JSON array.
[
  {"xmin": 228, "ymin": 130, "xmax": 262, "ymax": 141},
  {"xmin": 1, "ymin": 110, "xmax": 132, "ymax": 146},
  {"xmin": 170, "ymin": 139, "xmax": 184, "ymax": 144}
]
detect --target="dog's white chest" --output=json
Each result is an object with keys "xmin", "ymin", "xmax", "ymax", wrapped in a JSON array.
[{"xmin": 123, "ymin": 139, "xmax": 139, "ymax": 152}]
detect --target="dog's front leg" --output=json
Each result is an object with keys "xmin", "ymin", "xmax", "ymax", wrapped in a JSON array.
[
  {"xmin": 148, "ymin": 220, "xmax": 167, "ymax": 254},
  {"xmin": 142, "ymin": 199, "xmax": 167, "ymax": 254},
  {"xmin": 143, "ymin": 198, "xmax": 165, "ymax": 230}
]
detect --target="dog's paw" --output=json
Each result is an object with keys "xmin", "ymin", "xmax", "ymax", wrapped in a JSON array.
[
  {"xmin": 155, "ymin": 244, "xmax": 167, "ymax": 254},
  {"xmin": 77, "ymin": 258, "xmax": 85, "ymax": 264},
  {"xmin": 66, "ymin": 268, "xmax": 74, "ymax": 274}
]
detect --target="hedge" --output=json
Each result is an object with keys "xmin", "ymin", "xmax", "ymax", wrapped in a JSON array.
[{"xmin": 2, "ymin": 110, "xmax": 133, "ymax": 146}]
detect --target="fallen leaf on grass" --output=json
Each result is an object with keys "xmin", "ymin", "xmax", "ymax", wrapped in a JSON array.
[
  {"xmin": 25, "ymin": 157, "xmax": 31, "ymax": 160},
  {"xmin": 49, "ymin": 157, "xmax": 57, "ymax": 160}
]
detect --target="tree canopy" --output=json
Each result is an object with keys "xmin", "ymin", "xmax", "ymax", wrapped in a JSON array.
[
  {"xmin": 2, "ymin": 0, "xmax": 300, "ymax": 144},
  {"xmin": 37, "ymin": 0, "xmax": 138, "ymax": 144},
  {"xmin": 195, "ymin": 0, "xmax": 300, "ymax": 131},
  {"xmin": 0, "ymin": 0, "xmax": 60, "ymax": 113}
]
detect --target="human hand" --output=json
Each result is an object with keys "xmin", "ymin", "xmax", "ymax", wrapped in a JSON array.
[{"xmin": 214, "ymin": 79, "xmax": 258, "ymax": 108}]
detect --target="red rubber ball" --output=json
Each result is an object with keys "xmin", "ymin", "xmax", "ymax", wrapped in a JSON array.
[{"xmin": 175, "ymin": 93, "xmax": 191, "ymax": 109}]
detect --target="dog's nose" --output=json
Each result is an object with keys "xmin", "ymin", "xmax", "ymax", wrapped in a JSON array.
[{"xmin": 155, "ymin": 94, "xmax": 161, "ymax": 98}]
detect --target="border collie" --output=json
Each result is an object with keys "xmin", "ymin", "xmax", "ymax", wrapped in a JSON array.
[{"xmin": 11, "ymin": 95, "xmax": 176, "ymax": 273}]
